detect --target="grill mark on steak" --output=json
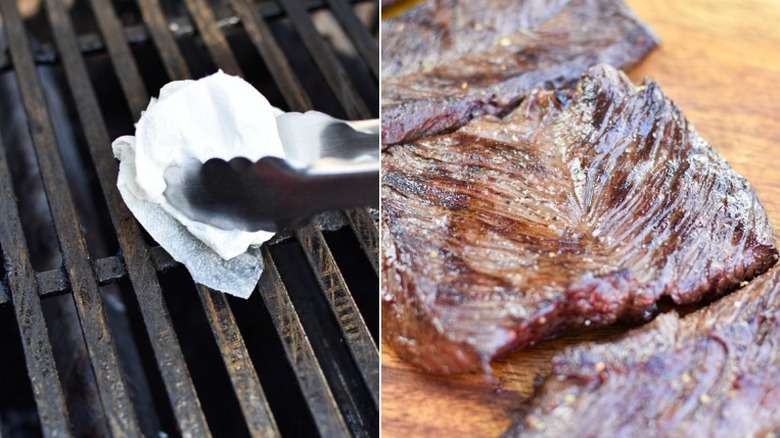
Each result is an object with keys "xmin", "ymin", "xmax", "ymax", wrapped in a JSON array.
[
  {"xmin": 381, "ymin": 64, "xmax": 778, "ymax": 375},
  {"xmin": 381, "ymin": 0, "xmax": 659, "ymax": 146},
  {"xmin": 505, "ymin": 266, "xmax": 780, "ymax": 437}
]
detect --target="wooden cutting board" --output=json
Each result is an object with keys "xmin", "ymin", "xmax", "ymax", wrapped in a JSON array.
[{"xmin": 380, "ymin": 0, "xmax": 780, "ymax": 436}]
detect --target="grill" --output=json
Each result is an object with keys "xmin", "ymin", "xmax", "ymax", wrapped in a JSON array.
[{"xmin": 0, "ymin": 0, "xmax": 378, "ymax": 436}]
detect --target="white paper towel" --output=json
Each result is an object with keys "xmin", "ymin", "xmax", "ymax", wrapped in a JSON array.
[{"xmin": 112, "ymin": 71, "xmax": 283, "ymax": 298}]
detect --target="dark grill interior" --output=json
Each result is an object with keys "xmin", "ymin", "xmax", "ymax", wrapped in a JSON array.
[{"xmin": 0, "ymin": 0, "xmax": 378, "ymax": 436}]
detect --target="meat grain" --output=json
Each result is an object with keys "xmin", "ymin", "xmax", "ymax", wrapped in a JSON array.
[
  {"xmin": 382, "ymin": 64, "xmax": 778, "ymax": 374},
  {"xmin": 505, "ymin": 265, "xmax": 780, "ymax": 437},
  {"xmin": 381, "ymin": 0, "xmax": 659, "ymax": 145}
]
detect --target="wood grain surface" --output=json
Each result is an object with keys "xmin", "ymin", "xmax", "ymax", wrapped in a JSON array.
[{"xmin": 380, "ymin": 0, "xmax": 780, "ymax": 436}]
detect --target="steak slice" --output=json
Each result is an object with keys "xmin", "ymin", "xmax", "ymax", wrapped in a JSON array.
[
  {"xmin": 505, "ymin": 266, "xmax": 780, "ymax": 437},
  {"xmin": 381, "ymin": 0, "xmax": 658, "ymax": 146},
  {"xmin": 381, "ymin": 64, "xmax": 778, "ymax": 374}
]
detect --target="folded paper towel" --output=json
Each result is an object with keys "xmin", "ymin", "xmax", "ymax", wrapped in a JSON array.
[{"xmin": 112, "ymin": 71, "xmax": 284, "ymax": 298}]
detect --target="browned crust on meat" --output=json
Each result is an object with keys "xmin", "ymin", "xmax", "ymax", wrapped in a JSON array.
[
  {"xmin": 505, "ymin": 265, "xmax": 780, "ymax": 437},
  {"xmin": 381, "ymin": 0, "xmax": 659, "ymax": 145},
  {"xmin": 381, "ymin": 64, "xmax": 778, "ymax": 374}
]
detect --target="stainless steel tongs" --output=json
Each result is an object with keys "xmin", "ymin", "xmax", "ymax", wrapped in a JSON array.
[{"xmin": 163, "ymin": 112, "xmax": 379, "ymax": 232}]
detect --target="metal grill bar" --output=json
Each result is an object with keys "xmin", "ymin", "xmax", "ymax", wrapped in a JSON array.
[
  {"xmin": 258, "ymin": 249, "xmax": 351, "ymax": 437},
  {"xmin": 0, "ymin": 1, "xmax": 372, "ymax": 73},
  {"xmin": 92, "ymin": 256, "xmax": 129, "ymax": 284},
  {"xmin": 136, "ymin": 0, "xmax": 193, "ymax": 80},
  {"xmin": 233, "ymin": 0, "xmax": 379, "ymax": 268},
  {"xmin": 90, "ymin": 0, "xmax": 288, "ymax": 431},
  {"xmin": 0, "ymin": 255, "xmax": 148, "ymax": 305},
  {"xmin": 88, "ymin": 0, "xmax": 150, "ymax": 118},
  {"xmin": 168, "ymin": 9, "xmax": 380, "ymax": 428},
  {"xmin": 36, "ymin": 270, "xmax": 69, "ymax": 297},
  {"xmin": 259, "ymin": 0, "xmax": 361, "ymax": 18},
  {"xmin": 229, "ymin": 0, "xmax": 312, "ymax": 111},
  {"xmin": 183, "ymin": 0, "xmax": 243, "ymax": 76},
  {"xmin": 344, "ymin": 209, "xmax": 379, "ymax": 275},
  {"xmin": 196, "ymin": 285, "xmax": 280, "ymax": 436},
  {"xmin": 2, "ymin": 235, "xmax": 363, "ymax": 307},
  {"xmin": 296, "ymin": 225, "xmax": 379, "ymax": 406},
  {"xmin": 0, "ymin": 0, "xmax": 142, "ymax": 434},
  {"xmin": 0, "ymin": 122, "xmax": 70, "ymax": 437},
  {"xmin": 0, "ymin": 0, "xmax": 377, "ymax": 435},
  {"xmin": 323, "ymin": 0, "xmax": 378, "ymax": 78},
  {"xmin": 275, "ymin": 0, "xmax": 371, "ymax": 119},
  {"xmin": 40, "ymin": 0, "xmax": 212, "ymax": 434}
]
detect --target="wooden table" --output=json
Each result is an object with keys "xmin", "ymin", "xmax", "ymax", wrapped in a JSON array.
[{"xmin": 380, "ymin": 1, "xmax": 780, "ymax": 436}]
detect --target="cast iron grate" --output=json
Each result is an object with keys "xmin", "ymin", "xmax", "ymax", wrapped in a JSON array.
[{"xmin": 0, "ymin": 0, "xmax": 378, "ymax": 436}]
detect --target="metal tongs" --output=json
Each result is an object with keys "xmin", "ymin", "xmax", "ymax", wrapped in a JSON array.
[{"xmin": 163, "ymin": 112, "xmax": 379, "ymax": 232}]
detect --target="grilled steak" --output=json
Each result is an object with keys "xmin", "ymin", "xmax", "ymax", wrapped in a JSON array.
[
  {"xmin": 381, "ymin": 64, "xmax": 778, "ymax": 374},
  {"xmin": 505, "ymin": 266, "xmax": 780, "ymax": 437},
  {"xmin": 381, "ymin": 0, "xmax": 659, "ymax": 146}
]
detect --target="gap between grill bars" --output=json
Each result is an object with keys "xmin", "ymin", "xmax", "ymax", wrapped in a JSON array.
[{"xmin": 0, "ymin": 0, "xmax": 378, "ymax": 436}]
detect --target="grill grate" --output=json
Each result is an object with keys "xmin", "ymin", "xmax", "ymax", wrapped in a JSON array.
[{"xmin": 0, "ymin": 0, "xmax": 378, "ymax": 436}]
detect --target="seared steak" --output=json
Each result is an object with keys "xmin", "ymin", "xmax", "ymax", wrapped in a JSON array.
[
  {"xmin": 505, "ymin": 266, "xmax": 780, "ymax": 437},
  {"xmin": 381, "ymin": 0, "xmax": 659, "ymax": 145},
  {"xmin": 382, "ymin": 64, "xmax": 778, "ymax": 374}
]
